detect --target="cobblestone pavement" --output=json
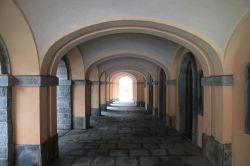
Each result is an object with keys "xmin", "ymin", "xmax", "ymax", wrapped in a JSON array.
[{"xmin": 50, "ymin": 109, "xmax": 211, "ymax": 166}]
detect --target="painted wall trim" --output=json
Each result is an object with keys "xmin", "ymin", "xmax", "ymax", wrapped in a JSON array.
[
  {"xmin": 72, "ymin": 80, "xmax": 91, "ymax": 85},
  {"xmin": 135, "ymin": 82, "xmax": 145, "ymax": 85},
  {"xmin": 202, "ymin": 75, "xmax": 233, "ymax": 86},
  {"xmin": 166, "ymin": 80, "xmax": 176, "ymax": 85},
  {"xmin": 59, "ymin": 80, "xmax": 72, "ymax": 86},
  {"xmin": 91, "ymin": 81, "xmax": 101, "ymax": 85},
  {"xmin": 14, "ymin": 76, "xmax": 58, "ymax": 87}
]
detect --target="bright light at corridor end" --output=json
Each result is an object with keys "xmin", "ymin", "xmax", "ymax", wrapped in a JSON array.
[{"xmin": 119, "ymin": 76, "xmax": 133, "ymax": 102}]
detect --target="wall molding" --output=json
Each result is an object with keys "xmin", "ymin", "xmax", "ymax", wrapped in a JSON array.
[
  {"xmin": 153, "ymin": 81, "xmax": 158, "ymax": 85},
  {"xmin": 135, "ymin": 81, "xmax": 144, "ymax": 85},
  {"xmin": 91, "ymin": 81, "xmax": 101, "ymax": 85},
  {"xmin": 14, "ymin": 76, "xmax": 58, "ymax": 87},
  {"xmin": 58, "ymin": 80, "xmax": 72, "ymax": 86},
  {"xmin": 202, "ymin": 75, "xmax": 233, "ymax": 86},
  {"xmin": 166, "ymin": 80, "xmax": 176, "ymax": 85},
  {"xmin": 72, "ymin": 80, "xmax": 91, "ymax": 85}
]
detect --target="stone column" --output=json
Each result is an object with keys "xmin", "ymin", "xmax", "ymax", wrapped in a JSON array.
[
  {"xmin": 57, "ymin": 80, "xmax": 72, "ymax": 130},
  {"xmin": 136, "ymin": 82, "xmax": 145, "ymax": 107},
  {"xmin": 146, "ymin": 80, "xmax": 153, "ymax": 113},
  {"xmin": 201, "ymin": 75, "xmax": 233, "ymax": 166},
  {"xmin": 0, "ymin": 75, "xmax": 14, "ymax": 166},
  {"xmin": 91, "ymin": 81, "xmax": 100, "ymax": 116},
  {"xmin": 106, "ymin": 82, "xmax": 110, "ymax": 106},
  {"xmin": 153, "ymin": 81, "xmax": 159, "ymax": 117},
  {"xmin": 109, "ymin": 83, "xmax": 113, "ymax": 103},
  {"xmin": 113, "ymin": 82, "xmax": 119, "ymax": 102},
  {"xmin": 100, "ymin": 81, "xmax": 106, "ymax": 110},
  {"xmin": 166, "ymin": 80, "xmax": 177, "ymax": 128},
  {"xmin": 13, "ymin": 76, "xmax": 58, "ymax": 166},
  {"xmin": 72, "ymin": 80, "xmax": 90, "ymax": 129}
]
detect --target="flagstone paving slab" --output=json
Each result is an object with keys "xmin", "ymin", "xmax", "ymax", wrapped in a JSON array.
[{"xmin": 50, "ymin": 109, "xmax": 211, "ymax": 166}]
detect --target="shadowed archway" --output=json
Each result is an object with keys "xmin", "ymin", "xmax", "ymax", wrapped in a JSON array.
[
  {"xmin": 159, "ymin": 69, "xmax": 167, "ymax": 121},
  {"xmin": 179, "ymin": 53, "xmax": 198, "ymax": 143}
]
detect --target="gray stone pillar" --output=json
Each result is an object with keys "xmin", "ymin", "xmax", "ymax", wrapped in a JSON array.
[
  {"xmin": 0, "ymin": 75, "xmax": 15, "ymax": 166},
  {"xmin": 57, "ymin": 80, "xmax": 72, "ymax": 130}
]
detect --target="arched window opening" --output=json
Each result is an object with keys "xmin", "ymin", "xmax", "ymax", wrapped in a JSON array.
[{"xmin": 119, "ymin": 76, "xmax": 133, "ymax": 102}]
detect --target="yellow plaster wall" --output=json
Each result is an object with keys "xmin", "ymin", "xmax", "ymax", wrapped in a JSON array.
[
  {"xmin": 0, "ymin": 0, "xmax": 39, "ymax": 75},
  {"xmin": 66, "ymin": 47, "xmax": 85, "ymax": 80},
  {"xmin": 224, "ymin": 10, "xmax": 250, "ymax": 166},
  {"xmin": 72, "ymin": 85, "xmax": 86, "ymax": 117},
  {"xmin": 12, "ymin": 87, "xmax": 45, "ymax": 144}
]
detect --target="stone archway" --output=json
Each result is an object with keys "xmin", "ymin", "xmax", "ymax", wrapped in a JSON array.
[
  {"xmin": 179, "ymin": 53, "xmax": 198, "ymax": 143},
  {"xmin": 56, "ymin": 58, "xmax": 72, "ymax": 130},
  {"xmin": 0, "ymin": 38, "xmax": 13, "ymax": 165},
  {"xmin": 159, "ymin": 69, "xmax": 167, "ymax": 121}
]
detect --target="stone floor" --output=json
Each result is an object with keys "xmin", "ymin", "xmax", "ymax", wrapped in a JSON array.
[{"xmin": 51, "ymin": 107, "xmax": 211, "ymax": 166}]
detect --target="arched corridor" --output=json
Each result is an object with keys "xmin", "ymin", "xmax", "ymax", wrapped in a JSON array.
[{"xmin": 1, "ymin": 1, "xmax": 250, "ymax": 165}]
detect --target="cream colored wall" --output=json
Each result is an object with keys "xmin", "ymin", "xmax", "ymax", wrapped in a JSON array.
[
  {"xmin": 100, "ymin": 73, "xmax": 106, "ymax": 105},
  {"xmin": 13, "ymin": 87, "xmax": 46, "ymax": 144},
  {"xmin": 137, "ymin": 83, "xmax": 145, "ymax": 102},
  {"xmin": 223, "ymin": 10, "xmax": 250, "ymax": 166},
  {"xmin": 88, "ymin": 67, "xmax": 100, "ymax": 108},
  {"xmin": 66, "ymin": 48, "xmax": 86, "ymax": 119},
  {"xmin": 0, "ymin": 0, "xmax": 49, "ymax": 145},
  {"xmin": 0, "ymin": 0, "xmax": 40, "ymax": 75},
  {"xmin": 106, "ymin": 76, "xmax": 110, "ymax": 103},
  {"xmin": 66, "ymin": 48, "xmax": 85, "ymax": 80}
]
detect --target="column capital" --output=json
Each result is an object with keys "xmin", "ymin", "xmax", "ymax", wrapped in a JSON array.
[
  {"xmin": 202, "ymin": 75, "xmax": 233, "ymax": 86},
  {"xmin": 0, "ymin": 75, "xmax": 15, "ymax": 87},
  {"xmin": 166, "ymin": 80, "xmax": 176, "ymax": 85},
  {"xmin": 72, "ymin": 80, "xmax": 91, "ymax": 85},
  {"xmin": 14, "ymin": 75, "xmax": 58, "ymax": 87}
]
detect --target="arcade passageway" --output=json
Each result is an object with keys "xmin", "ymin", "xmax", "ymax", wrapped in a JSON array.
[
  {"xmin": 51, "ymin": 104, "xmax": 210, "ymax": 166},
  {"xmin": 1, "ymin": 1, "xmax": 250, "ymax": 165}
]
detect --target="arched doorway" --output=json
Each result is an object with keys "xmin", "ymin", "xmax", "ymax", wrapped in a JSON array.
[
  {"xmin": 179, "ymin": 53, "xmax": 198, "ymax": 143},
  {"xmin": 0, "ymin": 38, "xmax": 12, "ymax": 165},
  {"xmin": 56, "ymin": 58, "xmax": 72, "ymax": 130},
  {"xmin": 119, "ymin": 76, "xmax": 133, "ymax": 102},
  {"xmin": 148, "ymin": 75, "xmax": 154, "ymax": 113},
  {"xmin": 159, "ymin": 69, "xmax": 167, "ymax": 120}
]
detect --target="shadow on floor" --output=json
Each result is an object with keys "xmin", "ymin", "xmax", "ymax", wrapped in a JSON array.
[{"xmin": 50, "ymin": 108, "xmax": 211, "ymax": 166}]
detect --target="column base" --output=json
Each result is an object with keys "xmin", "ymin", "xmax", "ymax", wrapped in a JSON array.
[
  {"xmin": 153, "ymin": 108, "xmax": 158, "ymax": 117},
  {"xmin": 73, "ymin": 116, "xmax": 90, "ymax": 129},
  {"xmin": 146, "ymin": 104, "xmax": 152, "ymax": 113},
  {"xmin": 136, "ymin": 101, "xmax": 145, "ymax": 107},
  {"xmin": 101, "ymin": 104, "xmax": 106, "ymax": 110},
  {"xmin": 166, "ymin": 116, "xmax": 176, "ymax": 128},
  {"xmin": 91, "ymin": 108, "xmax": 101, "ymax": 117},
  {"xmin": 15, "ymin": 134, "xmax": 58, "ymax": 166},
  {"xmin": 202, "ymin": 134, "xmax": 232, "ymax": 166}
]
